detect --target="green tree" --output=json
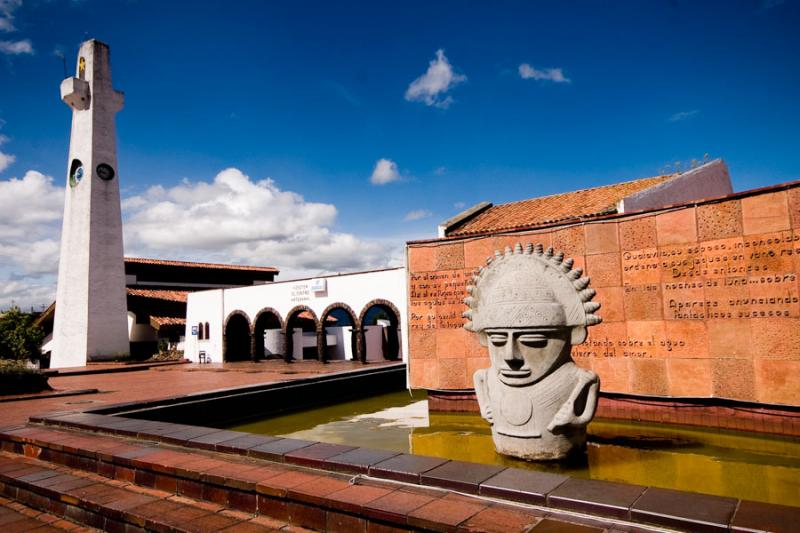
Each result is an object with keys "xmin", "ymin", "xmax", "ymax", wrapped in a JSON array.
[{"xmin": 0, "ymin": 306, "xmax": 44, "ymax": 361}]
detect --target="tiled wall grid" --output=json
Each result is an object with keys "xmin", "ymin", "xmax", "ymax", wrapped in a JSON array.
[{"xmin": 408, "ymin": 187, "xmax": 800, "ymax": 406}]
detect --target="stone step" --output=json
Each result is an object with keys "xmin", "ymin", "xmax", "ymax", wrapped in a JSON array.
[
  {"xmin": 0, "ymin": 452, "xmax": 289, "ymax": 532},
  {"xmin": 0, "ymin": 493, "xmax": 94, "ymax": 532},
  {"xmin": 28, "ymin": 410, "xmax": 800, "ymax": 533},
  {"xmin": 0, "ymin": 424, "xmax": 621, "ymax": 532},
  {"xmin": 7, "ymin": 421, "xmax": 798, "ymax": 533}
]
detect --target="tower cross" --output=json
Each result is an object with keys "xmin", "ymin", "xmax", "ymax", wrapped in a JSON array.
[{"xmin": 51, "ymin": 40, "xmax": 130, "ymax": 368}]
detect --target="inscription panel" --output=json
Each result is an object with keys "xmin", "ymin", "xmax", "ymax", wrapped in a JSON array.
[
  {"xmin": 409, "ymin": 234, "xmax": 800, "ymax": 335},
  {"xmin": 409, "ymin": 269, "xmax": 472, "ymax": 330},
  {"xmin": 407, "ymin": 189, "xmax": 800, "ymax": 404},
  {"xmin": 290, "ymin": 284, "xmax": 310, "ymax": 303}
]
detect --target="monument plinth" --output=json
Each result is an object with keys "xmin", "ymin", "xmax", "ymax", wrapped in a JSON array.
[
  {"xmin": 51, "ymin": 40, "xmax": 129, "ymax": 368},
  {"xmin": 465, "ymin": 243, "xmax": 601, "ymax": 460}
]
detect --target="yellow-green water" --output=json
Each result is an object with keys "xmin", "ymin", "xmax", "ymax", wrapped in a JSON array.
[{"xmin": 229, "ymin": 391, "xmax": 800, "ymax": 507}]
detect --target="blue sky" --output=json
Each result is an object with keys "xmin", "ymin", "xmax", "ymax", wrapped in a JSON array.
[{"xmin": 0, "ymin": 0, "xmax": 798, "ymax": 308}]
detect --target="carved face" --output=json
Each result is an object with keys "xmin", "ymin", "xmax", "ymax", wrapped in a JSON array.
[{"xmin": 483, "ymin": 327, "xmax": 571, "ymax": 386}]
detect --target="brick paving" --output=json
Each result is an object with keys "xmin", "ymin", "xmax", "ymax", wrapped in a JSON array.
[{"xmin": 0, "ymin": 360, "xmax": 391, "ymax": 428}]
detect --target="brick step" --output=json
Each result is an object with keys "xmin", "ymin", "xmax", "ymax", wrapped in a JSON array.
[
  {"xmin": 30, "ymin": 412, "xmax": 800, "ymax": 533},
  {"xmin": 1, "ymin": 424, "xmax": 583, "ymax": 532},
  {"xmin": 0, "ymin": 493, "xmax": 93, "ymax": 532},
  {"xmin": 0, "ymin": 452, "xmax": 293, "ymax": 532}
]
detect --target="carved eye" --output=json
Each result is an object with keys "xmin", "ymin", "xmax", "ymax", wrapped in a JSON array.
[
  {"xmin": 489, "ymin": 334, "xmax": 508, "ymax": 347},
  {"xmin": 518, "ymin": 334, "xmax": 547, "ymax": 348}
]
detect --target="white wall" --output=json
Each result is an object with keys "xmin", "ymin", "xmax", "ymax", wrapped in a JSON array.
[
  {"xmin": 184, "ymin": 289, "xmax": 224, "ymax": 363},
  {"xmin": 183, "ymin": 268, "xmax": 408, "ymax": 364},
  {"xmin": 263, "ymin": 329, "xmax": 282, "ymax": 356},
  {"xmin": 127, "ymin": 312, "xmax": 157, "ymax": 342},
  {"xmin": 41, "ymin": 333, "xmax": 53, "ymax": 355},
  {"xmin": 324, "ymin": 326, "xmax": 348, "ymax": 360},
  {"xmin": 292, "ymin": 330, "xmax": 318, "ymax": 359},
  {"xmin": 363, "ymin": 326, "xmax": 383, "ymax": 362}
]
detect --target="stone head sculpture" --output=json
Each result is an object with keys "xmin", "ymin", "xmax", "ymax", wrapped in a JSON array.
[{"xmin": 465, "ymin": 243, "xmax": 601, "ymax": 460}]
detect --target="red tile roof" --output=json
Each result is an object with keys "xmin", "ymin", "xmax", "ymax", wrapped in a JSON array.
[
  {"xmin": 126, "ymin": 288, "xmax": 189, "ymax": 303},
  {"xmin": 296, "ymin": 311, "xmax": 338, "ymax": 323},
  {"xmin": 447, "ymin": 173, "xmax": 676, "ymax": 236},
  {"xmin": 125, "ymin": 257, "xmax": 278, "ymax": 273},
  {"xmin": 149, "ymin": 316, "xmax": 186, "ymax": 329}
]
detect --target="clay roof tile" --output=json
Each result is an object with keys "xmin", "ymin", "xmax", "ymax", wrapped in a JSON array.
[
  {"xmin": 448, "ymin": 173, "xmax": 676, "ymax": 236},
  {"xmin": 149, "ymin": 316, "xmax": 186, "ymax": 329},
  {"xmin": 126, "ymin": 288, "xmax": 189, "ymax": 303}
]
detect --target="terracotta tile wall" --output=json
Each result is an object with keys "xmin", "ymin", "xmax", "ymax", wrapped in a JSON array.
[{"xmin": 408, "ymin": 187, "xmax": 800, "ymax": 407}]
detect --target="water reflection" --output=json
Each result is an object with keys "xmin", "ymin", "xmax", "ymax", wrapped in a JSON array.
[{"xmin": 228, "ymin": 391, "xmax": 800, "ymax": 506}]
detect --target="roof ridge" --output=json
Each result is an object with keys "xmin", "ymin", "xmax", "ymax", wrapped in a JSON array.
[
  {"xmin": 127, "ymin": 288, "xmax": 189, "ymax": 293},
  {"xmin": 493, "ymin": 173, "xmax": 675, "ymax": 208},
  {"xmin": 124, "ymin": 257, "xmax": 278, "ymax": 272},
  {"xmin": 447, "ymin": 172, "xmax": 679, "ymax": 237},
  {"xmin": 126, "ymin": 288, "xmax": 189, "ymax": 302}
]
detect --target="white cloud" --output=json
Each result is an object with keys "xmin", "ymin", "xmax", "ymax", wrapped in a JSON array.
[
  {"xmin": 0, "ymin": 238, "xmax": 59, "ymax": 275},
  {"xmin": 123, "ymin": 168, "xmax": 397, "ymax": 277},
  {"xmin": 668, "ymin": 110, "xmax": 699, "ymax": 123},
  {"xmin": 0, "ymin": 38, "xmax": 32, "ymax": 55},
  {"xmin": 405, "ymin": 49, "xmax": 466, "ymax": 109},
  {"xmin": 0, "ymin": 169, "xmax": 63, "ymax": 309},
  {"xmin": 0, "ymin": 151, "xmax": 14, "ymax": 172},
  {"xmin": 370, "ymin": 158, "xmax": 401, "ymax": 185},
  {"xmin": 518, "ymin": 63, "xmax": 570, "ymax": 83},
  {"xmin": 0, "ymin": 133, "xmax": 14, "ymax": 172},
  {"xmin": 433, "ymin": 166, "xmax": 447, "ymax": 176},
  {"xmin": 0, "ymin": 0, "xmax": 22, "ymax": 33},
  {"xmin": 0, "ymin": 278, "xmax": 56, "ymax": 312},
  {"xmin": 0, "ymin": 170, "xmax": 63, "ymax": 236},
  {"xmin": 404, "ymin": 209, "xmax": 432, "ymax": 222},
  {"xmin": 0, "ymin": 166, "xmax": 403, "ymax": 308},
  {"xmin": 453, "ymin": 202, "xmax": 466, "ymax": 209}
]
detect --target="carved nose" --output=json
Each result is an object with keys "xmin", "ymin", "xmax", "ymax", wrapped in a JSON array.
[
  {"xmin": 505, "ymin": 343, "xmax": 524, "ymax": 370},
  {"xmin": 506, "ymin": 358, "xmax": 524, "ymax": 371}
]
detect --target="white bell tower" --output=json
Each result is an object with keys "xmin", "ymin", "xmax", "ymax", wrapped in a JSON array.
[{"xmin": 51, "ymin": 40, "xmax": 129, "ymax": 368}]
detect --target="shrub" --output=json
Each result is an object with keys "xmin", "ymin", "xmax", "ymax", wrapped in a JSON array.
[
  {"xmin": 0, "ymin": 306, "xmax": 44, "ymax": 362},
  {"xmin": 0, "ymin": 359, "xmax": 37, "ymax": 374},
  {"xmin": 157, "ymin": 339, "xmax": 169, "ymax": 354},
  {"xmin": 0, "ymin": 359, "xmax": 51, "ymax": 394}
]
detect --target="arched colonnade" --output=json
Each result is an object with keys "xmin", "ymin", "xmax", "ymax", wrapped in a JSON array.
[{"xmin": 222, "ymin": 299, "xmax": 402, "ymax": 363}]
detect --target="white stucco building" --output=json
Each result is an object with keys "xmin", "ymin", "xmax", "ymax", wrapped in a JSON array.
[{"xmin": 184, "ymin": 267, "xmax": 407, "ymax": 364}]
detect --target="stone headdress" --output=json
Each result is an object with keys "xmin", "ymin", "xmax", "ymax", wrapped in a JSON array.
[{"xmin": 463, "ymin": 243, "xmax": 601, "ymax": 343}]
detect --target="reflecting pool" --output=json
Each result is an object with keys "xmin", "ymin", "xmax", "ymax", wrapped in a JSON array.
[{"xmin": 229, "ymin": 390, "xmax": 800, "ymax": 507}]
